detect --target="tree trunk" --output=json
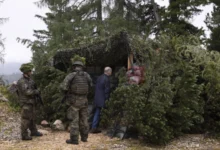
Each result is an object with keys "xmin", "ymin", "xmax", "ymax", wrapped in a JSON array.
[
  {"xmin": 169, "ymin": 0, "xmax": 179, "ymax": 22},
  {"xmin": 96, "ymin": 0, "xmax": 102, "ymax": 35},
  {"xmin": 118, "ymin": 0, "xmax": 125, "ymax": 18},
  {"xmin": 97, "ymin": 0, "xmax": 102, "ymax": 21},
  {"xmin": 151, "ymin": 0, "xmax": 161, "ymax": 23}
]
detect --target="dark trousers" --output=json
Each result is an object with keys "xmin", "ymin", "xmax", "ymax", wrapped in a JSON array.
[{"xmin": 91, "ymin": 107, "xmax": 101, "ymax": 129}]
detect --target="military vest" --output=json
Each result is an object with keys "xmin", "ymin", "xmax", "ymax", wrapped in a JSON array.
[{"xmin": 70, "ymin": 71, "xmax": 89, "ymax": 95}]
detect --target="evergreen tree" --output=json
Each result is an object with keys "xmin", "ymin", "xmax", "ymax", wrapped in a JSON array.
[
  {"xmin": 27, "ymin": 0, "xmax": 162, "ymax": 70},
  {"xmin": 105, "ymin": 0, "xmax": 160, "ymax": 36},
  {"xmin": 205, "ymin": 0, "xmax": 220, "ymax": 52},
  {"xmin": 161, "ymin": 0, "xmax": 208, "ymax": 35},
  {"xmin": 17, "ymin": 0, "xmax": 215, "ymax": 136}
]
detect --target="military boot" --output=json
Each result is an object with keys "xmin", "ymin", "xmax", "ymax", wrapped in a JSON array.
[
  {"xmin": 66, "ymin": 135, "xmax": 79, "ymax": 145},
  {"xmin": 90, "ymin": 128, "xmax": 101, "ymax": 134},
  {"xmin": 81, "ymin": 134, "xmax": 88, "ymax": 142},
  {"xmin": 21, "ymin": 131, "xmax": 32, "ymax": 141},
  {"xmin": 31, "ymin": 131, "xmax": 43, "ymax": 136},
  {"xmin": 22, "ymin": 136, "xmax": 32, "ymax": 140}
]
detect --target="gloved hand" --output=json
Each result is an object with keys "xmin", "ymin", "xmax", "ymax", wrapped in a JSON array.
[{"xmin": 34, "ymin": 90, "xmax": 40, "ymax": 95}]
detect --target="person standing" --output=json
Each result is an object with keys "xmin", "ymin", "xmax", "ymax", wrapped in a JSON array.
[
  {"xmin": 90, "ymin": 67, "xmax": 112, "ymax": 133},
  {"xmin": 60, "ymin": 56, "xmax": 93, "ymax": 145},
  {"xmin": 17, "ymin": 63, "xmax": 43, "ymax": 140}
]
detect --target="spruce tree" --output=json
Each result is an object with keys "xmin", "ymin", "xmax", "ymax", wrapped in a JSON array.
[
  {"xmin": 105, "ymin": 0, "xmax": 160, "ymax": 36},
  {"xmin": 205, "ymin": 0, "xmax": 220, "ymax": 52},
  {"xmin": 17, "ymin": 0, "xmax": 214, "ymax": 133},
  {"xmin": 161, "ymin": 0, "xmax": 208, "ymax": 35}
]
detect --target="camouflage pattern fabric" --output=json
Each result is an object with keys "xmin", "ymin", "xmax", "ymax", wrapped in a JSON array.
[
  {"xmin": 60, "ymin": 71, "xmax": 93, "ymax": 94},
  {"xmin": 21, "ymin": 104, "xmax": 37, "ymax": 137},
  {"xmin": 60, "ymin": 70, "xmax": 93, "ymax": 141},
  {"xmin": 17, "ymin": 76, "xmax": 39, "ymax": 138},
  {"xmin": 67, "ymin": 95, "xmax": 89, "ymax": 138},
  {"xmin": 17, "ymin": 76, "xmax": 38, "ymax": 105}
]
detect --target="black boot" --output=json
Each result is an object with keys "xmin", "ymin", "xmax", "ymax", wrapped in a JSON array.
[
  {"xmin": 31, "ymin": 131, "xmax": 43, "ymax": 136},
  {"xmin": 22, "ymin": 136, "xmax": 32, "ymax": 140},
  {"xmin": 66, "ymin": 135, "xmax": 79, "ymax": 145},
  {"xmin": 90, "ymin": 128, "xmax": 101, "ymax": 134},
  {"xmin": 21, "ymin": 131, "xmax": 32, "ymax": 141},
  {"xmin": 81, "ymin": 134, "xmax": 88, "ymax": 142}
]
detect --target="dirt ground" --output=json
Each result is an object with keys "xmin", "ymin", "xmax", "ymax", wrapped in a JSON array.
[
  {"xmin": 0, "ymin": 130, "xmax": 126, "ymax": 150},
  {"xmin": 1, "ymin": 102, "xmax": 220, "ymax": 150},
  {"xmin": 1, "ymin": 130, "xmax": 220, "ymax": 150}
]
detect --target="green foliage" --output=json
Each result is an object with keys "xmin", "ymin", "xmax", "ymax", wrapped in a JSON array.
[
  {"xmin": 33, "ymin": 66, "xmax": 66, "ymax": 122},
  {"xmin": 0, "ymin": 86, "xmax": 20, "ymax": 112},
  {"xmin": 102, "ymin": 35, "xmax": 207, "ymax": 145},
  {"xmin": 205, "ymin": 1, "xmax": 220, "ymax": 52},
  {"xmin": 199, "ymin": 51, "xmax": 220, "ymax": 134},
  {"xmin": 160, "ymin": 0, "xmax": 208, "ymax": 36},
  {"xmin": 16, "ymin": 0, "xmax": 218, "ymax": 145},
  {"xmin": 0, "ymin": 85, "xmax": 8, "ymax": 97}
]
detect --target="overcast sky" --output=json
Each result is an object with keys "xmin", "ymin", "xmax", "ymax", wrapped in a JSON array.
[
  {"xmin": 0, "ymin": 0, "xmax": 213, "ymax": 66},
  {"xmin": 0, "ymin": 0, "xmax": 48, "ymax": 64}
]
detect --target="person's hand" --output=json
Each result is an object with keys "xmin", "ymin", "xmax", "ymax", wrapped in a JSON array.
[{"xmin": 34, "ymin": 90, "xmax": 40, "ymax": 95}]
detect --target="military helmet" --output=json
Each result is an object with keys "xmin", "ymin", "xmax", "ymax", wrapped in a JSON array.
[
  {"xmin": 19, "ymin": 63, "xmax": 34, "ymax": 73},
  {"xmin": 71, "ymin": 55, "xmax": 86, "ymax": 67},
  {"xmin": 72, "ymin": 60, "xmax": 84, "ymax": 66}
]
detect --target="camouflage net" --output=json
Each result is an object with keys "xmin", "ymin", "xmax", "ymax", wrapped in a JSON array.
[{"xmin": 53, "ymin": 31, "xmax": 130, "ymax": 72}]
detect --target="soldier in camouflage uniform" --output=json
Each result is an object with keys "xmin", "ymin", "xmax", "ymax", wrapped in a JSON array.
[
  {"xmin": 60, "ymin": 57, "xmax": 93, "ymax": 145},
  {"xmin": 17, "ymin": 63, "xmax": 43, "ymax": 140}
]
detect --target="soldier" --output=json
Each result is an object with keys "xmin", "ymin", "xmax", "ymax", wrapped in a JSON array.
[
  {"xmin": 60, "ymin": 55, "xmax": 93, "ymax": 145},
  {"xmin": 17, "ymin": 63, "xmax": 43, "ymax": 140}
]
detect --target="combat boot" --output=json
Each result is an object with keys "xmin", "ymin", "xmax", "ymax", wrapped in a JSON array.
[
  {"xmin": 22, "ymin": 136, "xmax": 32, "ymax": 140},
  {"xmin": 31, "ymin": 131, "xmax": 43, "ymax": 136},
  {"xmin": 66, "ymin": 135, "xmax": 79, "ymax": 145},
  {"xmin": 90, "ymin": 128, "xmax": 101, "ymax": 134},
  {"xmin": 81, "ymin": 134, "xmax": 88, "ymax": 142}
]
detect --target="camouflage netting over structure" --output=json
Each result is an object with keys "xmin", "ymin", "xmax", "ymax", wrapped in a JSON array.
[{"xmin": 53, "ymin": 31, "xmax": 131, "ymax": 72}]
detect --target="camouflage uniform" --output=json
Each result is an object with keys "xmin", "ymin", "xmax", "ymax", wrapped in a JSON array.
[
  {"xmin": 17, "ymin": 63, "xmax": 42, "ymax": 140},
  {"xmin": 60, "ymin": 67, "xmax": 93, "ymax": 144}
]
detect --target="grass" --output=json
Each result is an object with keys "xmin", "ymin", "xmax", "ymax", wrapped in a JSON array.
[
  {"xmin": 0, "ymin": 101, "xmax": 9, "ymax": 112},
  {"xmin": 0, "ymin": 95, "xmax": 21, "ymax": 114}
]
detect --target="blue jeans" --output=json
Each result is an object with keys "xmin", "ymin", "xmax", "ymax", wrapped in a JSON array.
[{"xmin": 91, "ymin": 107, "xmax": 101, "ymax": 129}]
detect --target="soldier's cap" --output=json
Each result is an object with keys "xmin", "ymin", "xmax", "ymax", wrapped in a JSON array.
[
  {"xmin": 71, "ymin": 55, "xmax": 86, "ymax": 66},
  {"xmin": 19, "ymin": 63, "xmax": 34, "ymax": 73}
]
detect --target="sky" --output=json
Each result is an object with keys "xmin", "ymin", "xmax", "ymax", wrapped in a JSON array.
[
  {"xmin": 0, "ymin": 0, "xmax": 48, "ymax": 63},
  {"xmin": 0, "ymin": 0, "xmax": 214, "ymax": 70}
]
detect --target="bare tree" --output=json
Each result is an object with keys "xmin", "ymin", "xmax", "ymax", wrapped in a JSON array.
[
  {"xmin": 0, "ymin": 33, "xmax": 4, "ymax": 64},
  {"xmin": 0, "ymin": 0, "xmax": 6, "ymax": 64}
]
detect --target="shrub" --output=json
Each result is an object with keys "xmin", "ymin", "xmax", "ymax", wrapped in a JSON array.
[
  {"xmin": 0, "ymin": 85, "xmax": 21, "ymax": 112},
  {"xmin": 102, "ymin": 35, "xmax": 205, "ymax": 144}
]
